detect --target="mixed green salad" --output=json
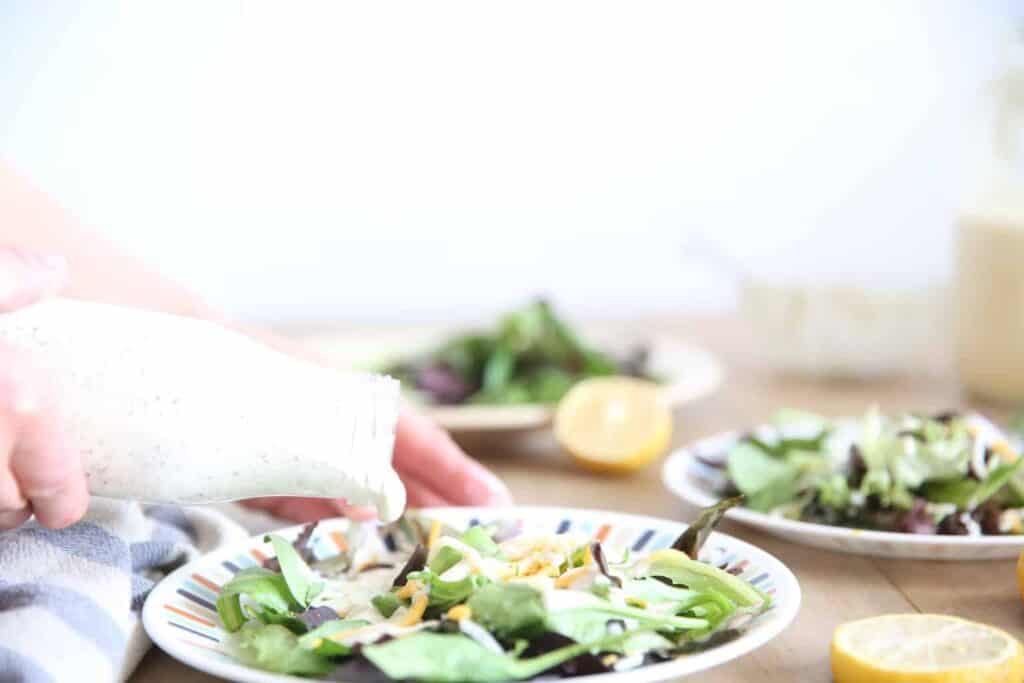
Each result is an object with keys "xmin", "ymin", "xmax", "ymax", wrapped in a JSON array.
[
  {"xmin": 215, "ymin": 502, "xmax": 769, "ymax": 681},
  {"xmin": 703, "ymin": 408, "xmax": 1024, "ymax": 536},
  {"xmin": 381, "ymin": 299, "xmax": 655, "ymax": 406}
]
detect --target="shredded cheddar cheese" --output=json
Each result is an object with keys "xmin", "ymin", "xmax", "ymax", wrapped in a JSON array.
[
  {"xmin": 327, "ymin": 625, "xmax": 375, "ymax": 643},
  {"xmin": 992, "ymin": 440, "xmax": 1019, "ymax": 464},
  {"xmin": 446, "ymin": 605, "xmax": 472, "ymax": 621},
  {"xmin": 427, "ymin": 520, "xmax": 442, "ymax": 550},
  {"xmin": 396, "ymin": 579, "xmax": 422, "ymax": 599},
  {"xmin": 554, "ymin": 566, "xmax": 589, "ymax": 589},
  {"xmin": 400, "ymin": 594, "xmax": 429, "ymax": 627}
]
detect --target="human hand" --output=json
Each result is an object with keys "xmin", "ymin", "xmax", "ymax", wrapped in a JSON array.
[
  {"xmin": 0, "ymin": 248, "xmax": 88, "ymax": 530},
  {"xmin": 241, "ymin": 404, "xmax": 512, "ymax": 522}
]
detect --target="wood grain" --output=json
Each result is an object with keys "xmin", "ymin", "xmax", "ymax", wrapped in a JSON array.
[{"xmin": 132, "ymin": 316, "xmax": 1023, "ymax": 682}]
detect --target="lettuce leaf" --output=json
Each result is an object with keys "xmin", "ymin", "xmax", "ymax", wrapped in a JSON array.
[
  {"xmin": 460, "ymin": 526, "xmax": 504, "ymax": 559},
  {"xmin": 726, "ymin": 443, "xmax": 800, "ymax": 513},
  {"xmin": 216, "ymin": 568, "xmax": 300, "ymax": 633},
  {"xmin": 266, "ymin": 534, "xmax": 324, "ymax": 608},
  {"xmin": 297, "ymin": 619, "xmax": 371, "ymax": 658},
  {"xmin": 645, "ymin": 549, "xmax": 768, "ymax": 610},
  {"xmin": 362, "ymin": 631, "xmax": 641, "ymax": 683},
  {"xmin": 232, "ymin": 624, "xmax": 333, "ymax": 676},
  {"xmin": 466, "ymin": 583, "xmax": 546, "ymax": 639}
]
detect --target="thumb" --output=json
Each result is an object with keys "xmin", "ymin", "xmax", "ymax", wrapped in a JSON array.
[{"xmin": 0, "ymin": 248, "xmax": 67, "ymax": 312}]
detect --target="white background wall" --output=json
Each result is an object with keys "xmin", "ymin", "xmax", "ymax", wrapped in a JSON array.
[{"xmin": 1, "ymin": 2, "xmax": 1019, "ymax": 324}]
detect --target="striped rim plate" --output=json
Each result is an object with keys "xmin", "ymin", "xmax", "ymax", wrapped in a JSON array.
[{"xmin": 142, "ymin": 506, "xmax": 800, "ymax": 682}]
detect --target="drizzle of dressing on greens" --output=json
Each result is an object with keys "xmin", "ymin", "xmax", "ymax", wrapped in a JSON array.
[{"xmin": 216, "ymin": 507, "xmax": 768, "ymax": 681}]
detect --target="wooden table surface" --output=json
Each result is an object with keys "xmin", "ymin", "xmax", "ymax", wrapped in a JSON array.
[{"xmin": 133, "ymin": 316, "xmax": 1022, "ymax": 682}]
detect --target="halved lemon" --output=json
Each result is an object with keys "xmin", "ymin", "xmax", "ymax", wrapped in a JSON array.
[
  {"xmin": 553, "ymin": 377, "xmax": 672, "ymax": 474},
  {"xmin": 831, "ymin": 614, "xmax": 1023, "ymax": 683}
]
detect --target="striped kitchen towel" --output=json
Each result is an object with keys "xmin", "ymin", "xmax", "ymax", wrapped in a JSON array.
[{"xmin": 0, "ymin": 498, "xmax": 247, "ymax": 683}]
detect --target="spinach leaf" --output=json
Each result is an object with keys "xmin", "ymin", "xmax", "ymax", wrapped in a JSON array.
[
  {"xmin": 362, "ymin": 631, "xmax": 640, "ymax": 683},
  {"xmin": 460, "ymin": 526, "xmax": 503, "ymax": 559},
  {"xmin": 371, "ymin": 592, "xmax": 401, "ymax": 618},
  {"xmin": 466, "ymin": 583, "xmax": 546, "ymax": 639},
  {"xmin": 677, "ymin": 590, "xmax": 738, "ymax": 633},
  {"xmin": 973, "ymin": 460, "xmax": 1024, "ymax": 508},
  {"xmin": 262, "ymin": 521, "xmax": 318, "ymax": 572},
  {"xmin": 646, "ymin": 549, "xmax": 768, "ymax": 609},
  {"xmin": 923, "ymin": 460, "xmax": 1024, "ymax": 510},
  {"xmin": 481, "ymin": 344, "xmax": 516, "ymax": 393},
  {"xmin": 432, "ymin": 575, "xmax": 485, "ymax": 609},
  {"xmin": 545, "ymin": 609, "xmax": 676, "ymax": 654},
  {"xmin": 232, "ymin": 624, "xmax": 333, "ymax": 676},
  {"xmin": 408, "ymin": 570, "xmax": 490, "ymax": 610},
  {"xmin": 297, "ymin": 619, "xmax": 370, "ymax": 658},
  {"xmin": 266, "ymin": 534, "xmax": 324, "ymax": 608},
  {"xmin": 671, "ymin": 496, "xmax": 743, "ymax": 559},
  {"xmin": 216, "ymin": 568, "xmax": 299, "ymax": 633},
  {"xmin": 620, "ymin": 578, "xmax": 701, "ymax": 606},
  {"xmin": 253, "ymin": 607, "xmax": 307, "ymax": 634},
  {"xmin": 547, "ymin": 606, "xmax": 705, "ymax": 644},
  {"xmin": 922, "ymin": 478, "xmax": 978, "ymax": 507},
  {"xmin": 726, "ymin": 443, "xmax": 796, "ymax": 501},
  {"xmin": 217, "ymin": 594, "xmax": 246, "ymax": 632},
  {"xmin": 429, "ymin": 546, "xmax": 464, "ymax": 575},
  {"xmin": 526, "ymin": 368, "xmax": 576, "ymax": 403}
]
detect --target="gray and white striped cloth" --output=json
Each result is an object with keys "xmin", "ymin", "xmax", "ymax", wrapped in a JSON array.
[{"xmin": 0, "ymin": 499, "xmax": 247, "ymax": 683}]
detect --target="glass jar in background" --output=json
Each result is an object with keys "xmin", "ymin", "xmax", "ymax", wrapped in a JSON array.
[
  {"xmin": 956, "ymin": 208, "xmax": 1024, "ymax": 402},
  {"xmin": 737, "ymin": 238, "xmax": 949, "ymax": 379},
  {"xmin": 681, "ymin": 230, "xmax": 950, "ymax": 379},
  {"xmin": 955, "ymin": 29, "xmax": 1024, "ymax": 403}
]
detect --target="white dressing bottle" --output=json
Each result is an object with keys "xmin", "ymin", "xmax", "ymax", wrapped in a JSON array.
[
  {"xmin": 0, "ymin": 298, "xmax": 405, "ymax": 521},
  {"xmin": 956, "ymin": 27, "xmax": 1024, "ymax": 403}
]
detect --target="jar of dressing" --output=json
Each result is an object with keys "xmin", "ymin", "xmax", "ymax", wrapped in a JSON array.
[{"xmin": 955, "ymin": 31, "xmax": 1024, "ymax": 402}]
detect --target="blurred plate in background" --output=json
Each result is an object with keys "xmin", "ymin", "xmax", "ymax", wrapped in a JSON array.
[
  {"xmin": 663, "ymin": 430, "xmax": 1024, "ymax": 560},
  {"xmin": 297, "ymin": 325, "xmax": 722, "ymax": 432}
]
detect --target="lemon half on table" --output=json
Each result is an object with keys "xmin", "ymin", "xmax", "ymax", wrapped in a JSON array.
[
  {"xmin": 553, "ymin": 377, "xmax": 672, "ymax": 474},
  {"xmin": 831, "ymin": 614, "xmax": 1023, "ymax": 683}
]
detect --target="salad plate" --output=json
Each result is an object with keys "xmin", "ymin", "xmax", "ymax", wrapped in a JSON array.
[
  {"xmin": 663, "ymin": 410, "xmax": 1024, "ymax": 560},
  {"xmin": 298, "ymin": 311, "xmax": 721, "ymax": 432},
  {"xmin": 143, "ymin": 506, "xmax": 799, "ymax": 682}
]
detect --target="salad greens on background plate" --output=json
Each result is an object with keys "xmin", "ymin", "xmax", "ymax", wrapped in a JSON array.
[
  {"xmin": 142, "ymin": 506, "xmax": 799, "ymax": 683},
  {"xmin": 297, "ymin": 300, "xmax": 722, "ymax": 431},
  {"xmin": 663, "ymin": 408, "xmax": 1024, "ymax": 560}
]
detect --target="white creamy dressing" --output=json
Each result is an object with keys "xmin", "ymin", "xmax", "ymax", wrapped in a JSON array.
[
  {"xmin": 956, "ymin": 31, "xmax": 1024, "ymax": 403},
  {"xmin": 309, "ymin": 530, "xmax": 641, "ymax": 643},
  {"xmin": 0, "ymin": 299, "xmax": 405, "ymax": 520},
  {"xmin": 315, "ymin": 566, "xmax": 397, "ymax": 624}
]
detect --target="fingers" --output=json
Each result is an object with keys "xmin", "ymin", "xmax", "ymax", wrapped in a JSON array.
[
  {"xmin": 0, "ymin": 247, "xmax": 67, "ymax": 312},
  {"xmin": 402, "ymin": 477, "xmax": 450, "ymax": 509},
  {"xmin": 0, "ymin": 507, "xmax": 31, "ymax": 528},
  {"xmin": 241, "ymin": 407, "xmax": 514, "ymax": 522},
  {"xmin": 0, "ymin": 415, "xmax": 26, "ymax": 529},
  {"xmin": 0, "ymin": 346, "xmax": 86, "ymax": 530},
  {"xmin": 329, "ymin": 502, "xmax": 377, "ymax": 521},
  {"xmin": 0, "ymin": 247, "xmax": 78, "ymax": 531},
  {"xmin": 242, "ymin": 496, "xmax": 366, "ymax": 523},
  {"xmin": 10, "ymin": 425, "xmax": 88, "ymax": 530},
  {"xmin": 392, "ymin": 407, "xmax": 512, "ymax": 507}
]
